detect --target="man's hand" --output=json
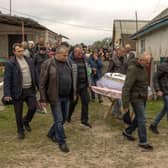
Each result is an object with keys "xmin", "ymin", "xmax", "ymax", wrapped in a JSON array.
[
  {"xmin": 4, "ymin": 96, "xmax": 12, "ymax": 102},
  {"xmin": 93, "ymin": 55, "xmax": 98, "ymax": 60},
  {"xmin": 40, "ymin": 102, "xmax": 47, "ymax": 108},
  {"xmin": 92, "ymin": 68, "xmax": 97, "ymax": 74},
  {"xmin": 156, "ymin": 91, "xmax": 163, "ymax": 97}
]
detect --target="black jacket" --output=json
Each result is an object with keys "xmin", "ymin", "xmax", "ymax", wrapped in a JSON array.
[
  {"xmin": 3, "ymin": 56, "xmax": 37, "ymax": 100},
  {"xmin": 107, "ymin": 54, "xmax": 128, "ymax": 74},
  {"xmin": 153, "ymin": 60, "xmax": 168, "ymax": 95}
]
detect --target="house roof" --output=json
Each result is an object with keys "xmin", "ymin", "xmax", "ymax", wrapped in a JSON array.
[
  {"xmin": 0, "ymin": 14, "xmax": 69, "ymax": 39},
  {"xmin": 114, "ymin": 19, "xmax": 149, "ymax": 23},
  {"xmin": 131, "ymin": 8, "xmax": 168, "ymax": 39}
]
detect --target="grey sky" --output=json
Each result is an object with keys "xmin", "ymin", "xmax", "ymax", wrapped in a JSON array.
[{"xmin": 0, "ymin": 0, "xmax": 167, "ymax": 44}]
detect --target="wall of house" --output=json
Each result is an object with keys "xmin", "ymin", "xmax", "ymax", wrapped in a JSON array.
[
  {"xmin": 0, "ymin": 23, "xmax": 45, "ymax": 57},
  {"xmin": 136, "ymin": 26, "xmax": 168, "ymax": 61},
  {"xmin": 113, "ymin": 21, "xmax": 148, "ymax": 48},
  {"xmin": 47, "ymin": 31, "xmax": 62, "ymax": 44},
  {"xmin": 0, "ymin": 34, "xmax": 8, "ymax": 57}
]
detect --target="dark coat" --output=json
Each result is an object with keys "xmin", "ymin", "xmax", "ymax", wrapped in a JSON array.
[
  {"xmin": 107, "ymin": 54, "xmax": 128, "ymax": 74},
  {"xmin": 153, "ymin": 60, "xmax": 168, "ymax": 95},
  {"xmin": 88, "ymin": 55, "xmax": 103, "ymax": 81},
  {"xmin": 3, "ymin": 56, "xmax": 37, "ymax": 100},
  {"xmin": 126, "ymin": 51, "xmax": 135, "ymax": 62},
  {"xmin": 39, "ymin": 58, "xmax": 74, "ymax": 105},
  {"xmin": 122, "ymin": 59, "xmax": 148, "ymax": 109},
  {"xmin": 34, "ymin": 53, "xmax": 49, "ymax": 85}
]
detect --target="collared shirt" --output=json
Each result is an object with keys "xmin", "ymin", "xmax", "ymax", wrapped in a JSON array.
[{"xmin": 16, "ymin": 57, "xmax": 32, "ymax": 88}]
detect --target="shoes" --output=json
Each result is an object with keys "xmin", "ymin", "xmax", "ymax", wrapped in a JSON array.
[
  {"xmin": 47, "ymin": 134, "xmax": 58, "ymax": 143},
  {"xmin": 99, "ymin": 99, "xmax": 103, "ymax": 103},
  {"xmin": 18, "ymin": 132, "xmax": 25, "ymax": 139},
  {"xmin": 67, "ymin": 118, "xmax": 71, "ymax": 123},
  {"xmin": 139, "ymin": 143, "xmax": 154, "ymax": 150},
  {"xmin": 122, "ymin": 130, "xmax": 136, "ymax": 141},
  {"xmin": 24, "ymin": 122, "xmax": 31, "ymax": 132},
  {"xmin": 80, "ymin": 122, "xmax": 92, "ymax": 128},
  {"xmin": 149, "ymin": 124, "xmax": 159, "ymax": 134},
  {"xmin": 59, "ymin": 143, "xmax": 70, "ymax": 153},
  {"xmin": 91, "ymin": 99, "xmax": 95, "ymax": 102},
  {"xmin": 36, "ymin": 109, "xmax": 47, "ymax": 114}
]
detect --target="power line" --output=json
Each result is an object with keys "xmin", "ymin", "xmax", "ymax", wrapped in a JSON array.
[{"xmin": 0, "ymin": 6, "xmax": 112, "ymax": 32}]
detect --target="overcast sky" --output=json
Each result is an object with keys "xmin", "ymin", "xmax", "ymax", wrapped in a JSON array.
[{"xmin": 0, "ymin": 0, "xmax": 167, "ymax": 44}]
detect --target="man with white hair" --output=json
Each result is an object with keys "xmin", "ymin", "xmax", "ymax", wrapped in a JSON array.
[{"xmin": 122, "ymin": 52, "xmax": 153, "ymax": 150}]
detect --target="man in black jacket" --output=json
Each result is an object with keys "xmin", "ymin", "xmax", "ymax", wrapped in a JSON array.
[
  {"xmin": 3, "ymin": 43, "xmax": 37, "ymax": 139},
  {"xmin": 150, "ymin": 58, "xmax": 168, "ymax": 134}
]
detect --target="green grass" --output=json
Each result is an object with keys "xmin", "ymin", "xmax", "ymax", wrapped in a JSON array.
[{"xmin": 0, "ymin": 100, "xmax": 168, "ymax": 167}]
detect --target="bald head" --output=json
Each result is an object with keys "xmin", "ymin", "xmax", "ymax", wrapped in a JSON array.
[
  {"xmin": 116, "ymin": 47, "xmax": 126, "ymax": 57},
  {"xmin": 138, "ymin": 52, "xmax": 152, "ymax": 66},
  {"xmin": 125, "ymin": 44, "xmax": 132, "ymax": 52}
]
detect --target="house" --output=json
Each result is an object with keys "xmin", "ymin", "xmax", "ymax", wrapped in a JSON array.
[
  {"xmin": 0, "ymin": 14, "xmax": 69, "ymax": 57},
  {"xmin": 131, "ymin": 8, "xmax": 168, "ymax": 61},
  {"xmin": 112, "ymin": 19, "xmax": 149, "ymax": 50}
]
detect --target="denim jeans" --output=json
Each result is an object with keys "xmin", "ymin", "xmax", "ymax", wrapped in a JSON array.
[
  {"xmin": 125, "ymin": 101, "xmax": 147, "ymax": 144},
  {"xmin": 48, "ymin": 97, "xmax": 69, "ymax": 145},
  {"xmin": 112, "ymin": 99, "xmax": 122, "ymax": 116},
  {"xmin": 91, "ymin": 79, "xmax": 102, "ymax": 101},
  {"xmin": 152, "ymin": 95, "xmax": 168, "ymax": 127}
]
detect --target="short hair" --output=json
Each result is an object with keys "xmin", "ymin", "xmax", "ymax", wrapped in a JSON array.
[
  {"xmin": 28, "ymin": 41, "xmax": 35, "ymax": 45},
  {"xmin": 56, "ymin": 45, "xmax": 69, "ymax": 53},
  {"xmin": 61, "ymin": 41, "xmax": 70, "ymax": 48},
  {"xmin": 39, "ymin": 46, "xmax": 47, "ymax": 51},
  {"xmin": 125, "ymin": 43, "xmax": 131, "ymax": 48},
  {"xmin": 12, "ymin": 43, "xmax": 22, "ymax": 51},
  {"xmin": 73, "ymin": 45, "xmax": 82, "ymax": 52}
]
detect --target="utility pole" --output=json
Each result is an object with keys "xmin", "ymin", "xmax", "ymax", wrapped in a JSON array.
[
  {"xmin": 21, "ymin": 21, "xmax": 25, "ymax": 42},
  {"xmin": 135, "ymin": 11, "xmax": 139, "ymax": 56},
  {"xmin": 119, "ymin": 20, "xmax": 124, "ymax": 47},
  {"xmin": 10, "ymin": 0, "xmax": 12, "ymax": 16}
]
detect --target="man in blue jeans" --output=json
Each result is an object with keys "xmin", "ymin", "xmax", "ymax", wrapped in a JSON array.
[
  {"xmin": 39, "ymin": 44, "xmax": 74, "ymax": 153},
  {"xmin": 122, "ymin": 52, "xmax": 153, "ymax": 150},
  {"xmin": 150, "ymin": 58, "xmax": 168, "ymax": 134}
]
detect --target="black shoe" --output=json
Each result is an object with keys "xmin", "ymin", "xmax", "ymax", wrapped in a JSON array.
[
  {"xmin": 24, "ymin": 122, "xmax": 31, "ymax": 132},
  {"xmin": 47, "ymin": 134, "xmax": 58, "ymax": 143},
  {"xmin": 149, "ymin": 124, "xmax": 159, "ymax": 134},
  {"xmin": 99, "ymin": 99, "xmax": 103, "ymax": 103},
  {"xmin": 67, "ymin": 118, "xmax": 71, "ymax": 123},
  {"xmin": 139, "ymin": 143, "xmax": 154, "ymax": 150},
  {"xmin": 122, "ymin": 130, "xmax": 136, "ymax": 141},
  {"xmin": 91, "ymin": 98, "xmax": 95, "ymax": 102},
  {"xmin": 59, "ymin": 143, "xmax": 70, "ymax": 153},
  {"xmin": 80, "ymin": 122, "xmax": 92, "ymax": 128},
  {"xmin": 18, "ymin": 132, "xmax": 25, "ymax": 139}
]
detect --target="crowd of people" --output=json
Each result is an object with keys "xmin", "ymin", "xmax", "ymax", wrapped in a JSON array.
[{"xmin": 3, "ymin": 37, "xmax": 168, "ymax": 153}]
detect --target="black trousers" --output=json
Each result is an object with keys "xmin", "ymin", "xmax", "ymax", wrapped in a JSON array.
[
  {"xmin": 13, "ymin": 88, "xmax": 36, "ymax": 133},
  {"xmin": 69, "ymin": 87, "xmax": 89, "ymax": 123}
]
